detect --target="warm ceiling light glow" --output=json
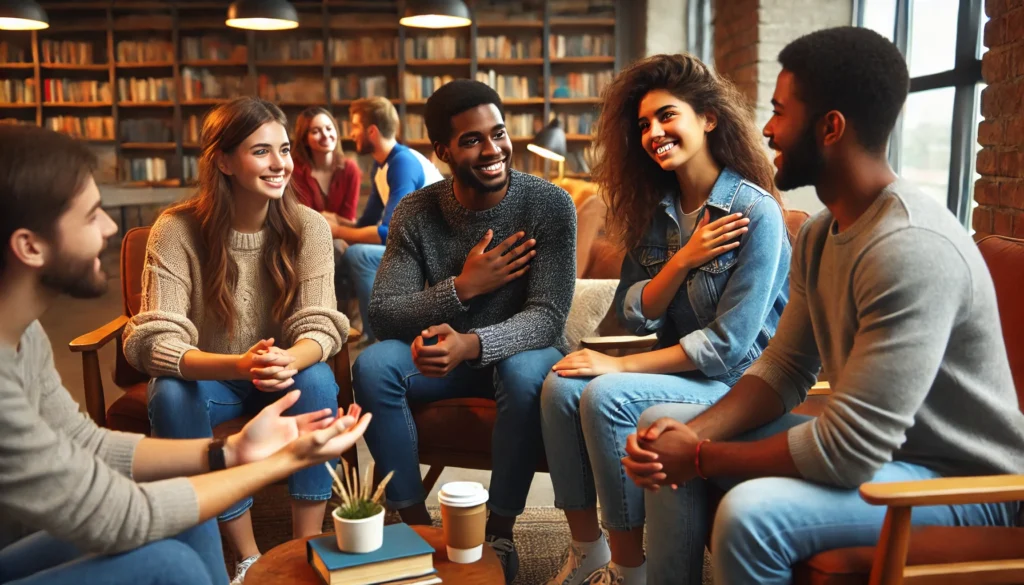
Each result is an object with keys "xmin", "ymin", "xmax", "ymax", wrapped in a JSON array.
[
  {"xmin": 526, "ymin": 143, "xmax": 566, "ymax": 162},
  {"xmin": 226, "ymin": 0, "xmax": 299, "ymax": 31},
  {"xmin": 225, "ymin": 17, "xmax": 298, "ymax": 31},
  {"xmin": 399, "ymin": 14, "xmax": 471, "ymax": 29},
  {"xmin": 0, "ymin": 16, "xmax": 49, "ymax": 30},
  {"xmin": 0, "ymin": 0, "xmax": 49, "ymax": 30},
  {"xmin": 401, "ymin": 0, "xmax": 472, "ymax": 29}
]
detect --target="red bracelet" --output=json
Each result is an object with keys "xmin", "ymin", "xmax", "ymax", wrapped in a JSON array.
[{"xmin": 694, "ymin": 439, "xmax": 711, "ymax": 480}]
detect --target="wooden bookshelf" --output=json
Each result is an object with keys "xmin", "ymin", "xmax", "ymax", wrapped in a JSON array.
[{"xmin": 2, "ymin": 0, "xmax": 620, "ymax": 185}]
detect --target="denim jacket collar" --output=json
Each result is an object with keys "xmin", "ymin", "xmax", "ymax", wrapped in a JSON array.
[{"xmin": 656, "ymin": 167, "xmax": 745, "ymax": 216}]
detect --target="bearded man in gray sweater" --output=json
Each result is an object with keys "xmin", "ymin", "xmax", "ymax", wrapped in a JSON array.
[
  {"xmin": 352, "ymin": 80, "xmax": 577, "ymax": 584},
  {"xmin": 623, "ymin": 27, "xmax": 1024, "ymax": 585}
]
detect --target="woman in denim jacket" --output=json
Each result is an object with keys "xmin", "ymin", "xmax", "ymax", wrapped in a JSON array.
[{"xmin": 540, "ymin": 54, "xmax": 791, "ymax": 585}]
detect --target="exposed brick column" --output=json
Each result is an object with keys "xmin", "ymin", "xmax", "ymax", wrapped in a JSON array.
[
  {"xmin": 714, "ymin": 0, "xmax": 761, "ymax": 104},
  {"xmin": 974, "ymin": 0, "xmax": 1024, "ymax": 237}
]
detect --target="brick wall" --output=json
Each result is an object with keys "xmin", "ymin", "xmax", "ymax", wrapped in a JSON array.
[
  {"xmin": 714, "ymin": 0, "xmax": 760, "ymax": 103},
  {"xmin": 974, "ymin": 0, "xmax": 1024, "ymax": 237}
]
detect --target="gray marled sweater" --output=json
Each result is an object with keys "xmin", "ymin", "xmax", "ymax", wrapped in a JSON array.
[{"xmin": 368, "ymin": 170, "xmax": 576, "ymax": 366}]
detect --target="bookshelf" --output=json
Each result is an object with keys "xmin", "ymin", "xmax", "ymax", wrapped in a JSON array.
[{"xmin": 0, "ymin": 0, "xmax": 620, "ymax": 186}]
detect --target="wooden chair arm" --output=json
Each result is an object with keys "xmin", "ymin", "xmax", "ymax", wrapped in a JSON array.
[
  {"xmin": 808, "ymin": 380, "xmax": 831, "ymax": 395},
  {"xmin": 861, "ymin": 474, "xmax": 1024, "ymax": 508},
  {"xmin": 333, "ymin": 328, "xmax": 360, "ymax": 470},
  {"xmin": 580, "ymin": 334, "xmax": 658, "ymax": 352},
  {"xmin": 69, "ymin": 315, "xmax": 129, "ymax": 353}
]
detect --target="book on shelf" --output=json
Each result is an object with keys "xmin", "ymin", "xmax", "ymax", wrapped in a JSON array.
[
  {"xmin": 47, "ymin": 115, "xmax": 115, "ymax": 140},
  {"xmin": 118, "ymin": 77, "xmax": 175, "ymax": 103},
  {"xmin": 116, "ymin": 40, "xmax": 174, "ymax": 64},
  {"xmin": 475, "ymin": 70, "xmax": 540, "ymax": 100},
  {"xmin": 183, "ymin": 155, "xmax": 199, "ymax": 184},
  {"xmin": 403, "ymin": 113, "xmax": 427, "ymax": 140},
  {"xmin": 181, "ymin": 36, "xmax": 247, "ymax": 62},
  {"xmin": 43, "ymin": 79, "xmax": 112, "ymax": 104},
  {"xmin": 404, "ymin": 35, "xmax": 468, "ymax": 60},
  {"xmin": 1, "ymin": 79, "xmax": 36, "ymax": 104},
  {"xmin": 120, "ymin": 118, "xmax": 172, "ymax": 143},
  {"xmin": 123, "ymin": 157, "xmax": 168, "ymax": 182},
  {"xmin": 473, "ymin": 0, "xmax": 544, "ymax": 20},
  {"xmin": 330, "ymin": 37, "xmax": 397, "ymax": 64},
  {"xmin": 550, "ymin": 71, "xmax": 613, "ymax": 98},
  {"xmin": 549, "ymin": 0, "xmax": 615, "ymax": 17},
  {"xmin": 557, "ymin": 111, "xmax": 596, "ymax": 135},
  {"xmin": 550, "ymin": 34, "xmax": 614, "ymax": 58},
  {"xmin": 506, "ymin": 112, "xmax": 540, "ymax": 138},
  {"xmin": 0, "ymin": 42, "xmax": 30, "ymax": 64},
  {"xmin": 402, "ymin": 73, "xmax": 457, "ymax": 102},
  {"xmin": 332, "ymin": 75, "xmax": 392, "ymax": 101},
  {"xmin": 256, "ymin": 38, "xmax": 324, "ymax": 62},
  {"xmin": 306, "ymin": 523, "xmax": 437, "ymax": 585},
  {"xmin": 258, "ymin": 74, "xmax": 326, "ymax": 103},
  {"xmin": 184, "ymin": 115, "xmax": 201, "ymax": 144},
  {"xmin": 476, "ymin": 35, "xmax": 543, "ymax": 60},
  {"xmin": 41, "ymin": 40, "xmax": 100, "ymax": 65},
  {"xmin": 181, "ymin": 68, "xmax": 246, "ymax": 101}
]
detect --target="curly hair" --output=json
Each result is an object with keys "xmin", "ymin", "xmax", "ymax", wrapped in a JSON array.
[
  {"xmin": 593, "ymin": 53, "xmax": 780, "ymax": 251},
  {"xmin": 778, "ymin": 26, "xmax": 909, "ymax": 152}
]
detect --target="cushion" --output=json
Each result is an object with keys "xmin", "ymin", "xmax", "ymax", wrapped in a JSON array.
[{"xmin": 566, "ymin": 279, "xmax": 618, "ymax": 350}]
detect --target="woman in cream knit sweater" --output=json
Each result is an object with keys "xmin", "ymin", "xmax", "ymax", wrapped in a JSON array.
[{"xmin": 123, "ymin": 97, "xmax": 349, "ymax": 584}]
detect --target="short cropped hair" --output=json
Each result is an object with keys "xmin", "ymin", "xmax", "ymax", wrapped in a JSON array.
[
  {"xmin": 425, "ymin": 79, "xmax": 504, "ymax": 146},
  {"xmin": 350, "ymin": 96, "xmax": 400, "ymax": 139},
  {"xmin": 778, "ymin": 26, "xmax": 909, "ymax": 152}
]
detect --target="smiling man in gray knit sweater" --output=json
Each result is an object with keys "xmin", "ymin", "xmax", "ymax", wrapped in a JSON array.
[
  {"xmin": 622, "ymin": 28, "xmax": 1024, "ymax": 585},
  {"xmin": 352, "ymin": 80, "xmax": 576, "ymax": 583}
]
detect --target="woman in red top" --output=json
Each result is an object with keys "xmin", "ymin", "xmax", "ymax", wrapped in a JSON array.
[{"xmin": 291, "ymin": 107, "xmax": 362, "ymax": 223}]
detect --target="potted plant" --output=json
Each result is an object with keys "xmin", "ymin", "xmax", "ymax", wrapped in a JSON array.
[{"xmin": 325, "ymin": 460, "xmax": 394, "ymax": 554}]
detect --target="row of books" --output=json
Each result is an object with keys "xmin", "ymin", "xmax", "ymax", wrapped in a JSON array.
[
  {"xmin": 1, "ymin": 79, "xmax": 35, "ymax": 103},
  {"xmin": 46, "ymin": 115, "xmax": 115, "ymax": 140},
  {"xmin": 550, "ymin": 0, "xmax": 615, "ymax": 17},
  {"xmin": 474, "ymin": 0, "xmax": 544, "ymax": 21},
  {"xmin": 183, "ymin": 155, "xmax": 199, "ymax": 183},
  {"xmin": 116, "ymin": 40, "xmax": 174, "ymax": 64},
  {"xmin": 123, "ymin": 156, "xmax": 168, "ymax": 182},
  {"xmin": 181, "ymin": 68, "xmax": 246, "ymax": 100},
  {"xmin": 551, "ymin": 71, "xmax": 613, "ymax": 98},
  {"xmin": 256, "ymin": 39, "xmax": 324, "ymax": 62},
  {"xmin": 404, "ymin": 36, "xmax": 468, "ymax": 61},
  {"xmin": 44, "ymin": 79, "xmax": 112, "ymax": 104},
  {"xmin": 401, "ymin": 73, "xmax": 456, "ymax": 101},
  {"xmin": 475, "ymin": 70, "xmax": 540, "ymax": 100},
  {"xmin": 332, "ymin": 75, "xmax": 392, "ymax": 101},
  {"xmin": 183, "ymin": 115, "xmax": 201, "ymax": 143},
  {"xmin": 0, "ymin": 42, "xmax": 30, "ymax": 64},
  {"xmin": 181, "ymin": 36, "xmax": 247, "ymax": 62},
  {"xmin": 41, "ymin": 40, "xmax": 101, "ymax": 65},
  {"xmin": 118, "ymin": 77, "xmax": 175, "ymax": 103},
  {"xmin": 476, "ymin": 36, "xmax": 543, "ymax": 60},
  {"xmin": 550, "ymin": 34, "xmax": 614, "ymax": 58},
  {"xmin": 330, "ymin": 37, "xmax": 397, "ymax": 63},
  {"xmin": 258, "ymin": 75, "xmax": 325, "ymax": 103},
  {"xmin": 120, "ymin": 118, "xmax": 172, "ymax": 143},
  {"xmin": 557, "ymin": 112, "xmax": 597, "ymax": 136}
]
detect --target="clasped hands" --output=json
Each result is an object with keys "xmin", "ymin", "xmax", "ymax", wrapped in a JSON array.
[
  {"xmin": 237, "ymin": 338, "xmax": 298, "ymax": 391},
  {"xmin": 623, "ymin": 418, "xmax": 703, "ymax": 491}
]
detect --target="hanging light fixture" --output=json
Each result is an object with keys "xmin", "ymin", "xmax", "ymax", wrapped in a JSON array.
[
  {"xmin": 0, "ymin": 0, "xmax": 49, "ymax": 31},
  {"xmin": 226, "ymin": 0, "xmax": 299, "ymax": 31},
  {"xmin": 400, "ymin": 0, "xmax": 472, "ymax": 29},
  {"xmin": 527, "ymin": 118, "xmax": 568, "ymax": 180}
]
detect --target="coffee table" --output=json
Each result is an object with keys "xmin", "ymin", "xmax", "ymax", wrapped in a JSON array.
[{"xmin": 244, "ymin": 525, "xmax": 505, "ymax": 584}]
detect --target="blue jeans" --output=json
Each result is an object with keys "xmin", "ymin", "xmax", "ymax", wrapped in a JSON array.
[
  {"xmin": 638, "ymin": 403, "xmax": 1023, "ymax": 585},
  {"xmin": 340, "ymin": 243, "xmax": 384, "ymax": 342},
  {"xmin": 0, "ymin": 520, "xmax": 226, "ymax": 585},
  {"xmin": 353, "ymin": 340, "xmax": 563, "ymax": 516},
  {"xmin": 148, "ymin": 362, "xmax": 339, "ymax": 521},
  {"xmin": 540, "ymin": 372, "xmax": 730, "ymax": 531}
]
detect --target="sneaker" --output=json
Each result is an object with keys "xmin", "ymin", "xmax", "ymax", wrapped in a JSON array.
[
  {"xmin": 545, "ymin": 537, "xmax": 612, "ymax": 585},
  {"xmin": 582, "ymin": 565, "xmax": 624, "ymax": 585},
  {"xmin": 230, "ymin": 554, "xmax": 261, "ymax": 585},
  {"xmin": 486, "ymin": 535, "xmax": 519, "ymax": 584}
]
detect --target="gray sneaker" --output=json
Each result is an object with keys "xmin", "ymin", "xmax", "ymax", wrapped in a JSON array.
[
  {"xmin": 486, "ymin": 535, "xmax": 519, "ymax": 584},
  {"xmin": 582, "ymin": 564, "xmax": 624, "ymax": 585},
  {"xmin": 230, "ymin": 554, "xmax": 261, "ymax": 584},
  {"xmin": 545, "ymin": 535, "xmax": 612, "ymax": 585}
]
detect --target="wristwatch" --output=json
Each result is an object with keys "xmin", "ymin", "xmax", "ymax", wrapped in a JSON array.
[{"xmin": 208, "ymin": 437, "xmax": 227, "ymax": 471}]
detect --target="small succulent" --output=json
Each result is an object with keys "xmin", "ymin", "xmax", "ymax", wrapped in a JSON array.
[{"xmin": 325, "ymin": 459, "xmax": 394, "ymax": 520}]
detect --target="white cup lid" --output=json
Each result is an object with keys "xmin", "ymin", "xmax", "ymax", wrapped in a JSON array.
[{"xmin": 438, "ymin": 481, "xmax": 488, "ymax": 507}]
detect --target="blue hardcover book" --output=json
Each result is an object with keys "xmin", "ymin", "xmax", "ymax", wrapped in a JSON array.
[{"xmin": 306, "ymin": 523, "xmax": 436, "ymax": 585}]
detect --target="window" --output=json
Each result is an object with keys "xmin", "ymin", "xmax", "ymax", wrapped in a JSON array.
[
  {"xmin": 687, "ymin": 0, "xmax": 713, "ymax": 65},
  {"xmin": 856, "ymin": 0, "xmax": 984, "ymax": 228}
]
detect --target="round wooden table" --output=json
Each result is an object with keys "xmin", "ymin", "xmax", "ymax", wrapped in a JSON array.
[{"xmin": 245, "ymin": 525, "xmax": 505, "ymax": 584}]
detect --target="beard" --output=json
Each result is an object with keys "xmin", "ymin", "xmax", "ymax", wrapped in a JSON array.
[
  {"xmin": 39, "ymin": 248, "xmax": 108, "ymax": 299},
  {"xmin": 356, "ymin": 138, "xmax": 373, "ymax": 155},
  {"xmin": 453, "ymin": 157, "xmax": 512, "ymax": 194},
  {"xmin": 773, "ymin": 121, "xmax": 825, "ymax": 191}
]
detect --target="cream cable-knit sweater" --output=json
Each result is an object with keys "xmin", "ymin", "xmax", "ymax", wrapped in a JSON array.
[{"xmin": 124, "ymin": 204, "xmax": 349, "ymax": 377}]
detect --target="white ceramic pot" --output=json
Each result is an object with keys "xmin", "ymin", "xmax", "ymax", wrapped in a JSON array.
[{"xmin": 332, "ymin": 506, "xmax": 385, "ymax": 554}]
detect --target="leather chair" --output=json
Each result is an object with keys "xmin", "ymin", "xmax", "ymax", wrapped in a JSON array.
[{"xmin": 70, "ymin": 226, "xmax": 357, "ymax": 468}]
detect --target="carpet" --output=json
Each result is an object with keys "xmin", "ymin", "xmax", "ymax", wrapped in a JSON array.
[{"xmin": 237, "ymin": 484, "xmax": 712, "ymax": 584}]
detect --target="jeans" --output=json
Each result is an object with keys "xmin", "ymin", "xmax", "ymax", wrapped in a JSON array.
[
  {"xmin": 0, "ymin": 520, "xmax": 227, "ymax": 585},
  {"xmin": 638, "ymin": 403, "xmax": 1022, "ymax": 585},
  {"xmin": 540, "ymin": 372, "xmax": 730, "ymax": 531},
  {"xmin": 148, "ymin": 362, "xmax": 339, "ymax": 521},
  {"xmin": 339, "ymin": 243, "xmax": 384, "ymax": 342},
  {"xmin": 353, "ymin": 340, "xmax": 563, "ymax": 516}
]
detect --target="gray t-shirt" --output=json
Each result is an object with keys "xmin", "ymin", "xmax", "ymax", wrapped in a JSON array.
[
  {"xmin": 675, "ymin": 197, "xmax": 704, "ymax": 238},
  {"xmin": 746, "ymin": 179, "xmax": 1024, "ymax": 488}
]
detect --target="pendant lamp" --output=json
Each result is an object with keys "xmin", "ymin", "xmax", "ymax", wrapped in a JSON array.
[
  {"xmin": 400, "ymin": 0, "xmax": 472, "ymax": 29},
  {"xmin": 227, "ymin": 0, "xmax": 299, "ymax": 31}
]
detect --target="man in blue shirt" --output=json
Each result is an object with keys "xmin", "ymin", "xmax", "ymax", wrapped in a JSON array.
[{"xmin": 328, "ymin": 97, "xmax": 443, "ymax": 343}]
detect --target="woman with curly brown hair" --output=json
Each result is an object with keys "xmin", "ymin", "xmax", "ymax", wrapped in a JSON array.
[{"xmin": 540, "ymin": 54, "xmax": 792, "ymax": 585}]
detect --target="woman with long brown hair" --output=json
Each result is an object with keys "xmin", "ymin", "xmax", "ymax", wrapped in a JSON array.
[
  {"xmin": 540, "ymin": 54, "xmax": 792, "ymax": 585},
  {"xmin": 290, "ymin": 107, "xmax": 361, "ymax": 223},
  {"xmin": 123, "ymin": 97, "xmax": 350, "ymax": 584}
]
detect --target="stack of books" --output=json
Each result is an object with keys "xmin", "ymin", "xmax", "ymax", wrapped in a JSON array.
[{"xmin": 306, "ymin": 524, "xmax": 440, "ymax": 585}]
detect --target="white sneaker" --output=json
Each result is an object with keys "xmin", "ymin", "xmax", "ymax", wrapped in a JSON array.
[
  {"xmin": 546, "ymin": 536, "xmax": 612, "ymax": 585},
  {"xmin": 230, "ymin": 554, "xmax": 261, "ymax": 585},
  {"xmin": 583, "ymin": 564, "xmax": 624, "ymax": 585}
]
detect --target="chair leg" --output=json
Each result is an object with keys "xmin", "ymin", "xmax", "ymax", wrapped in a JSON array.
[
  {"xmin": 869, "ymin": 506, "xmax": 912, "ymax": 585},
  {"xmin": 422, "ymin": 466, "xmax": 444, "ymax": 493}
]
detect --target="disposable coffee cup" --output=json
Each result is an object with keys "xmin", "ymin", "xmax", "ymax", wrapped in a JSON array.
[{"xmin": 437, "ymin": 481, "xmax": 488, "ymax": 563}]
